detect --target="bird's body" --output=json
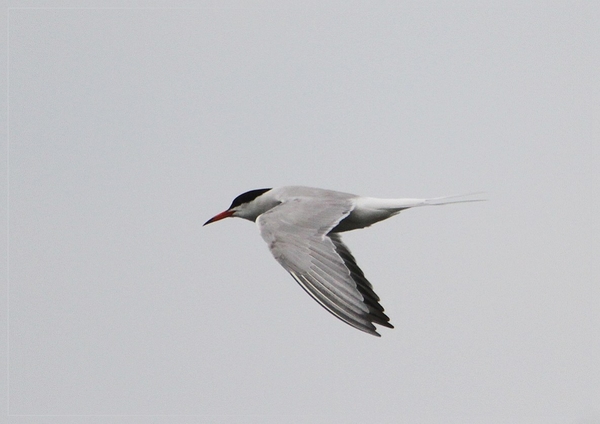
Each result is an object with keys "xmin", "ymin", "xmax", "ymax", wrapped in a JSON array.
[{"xmin": 204, "ymin": 186, "xmax": 481, "ymax": 336}]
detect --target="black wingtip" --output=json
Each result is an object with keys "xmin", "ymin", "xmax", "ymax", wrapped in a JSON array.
[
  {"xmin": 369, "ymin": 310, "xmax": 394, "ymax": 328},
  {"xmin": 329, "ymin": 234, "xmax": 395, "ymax": 336}
]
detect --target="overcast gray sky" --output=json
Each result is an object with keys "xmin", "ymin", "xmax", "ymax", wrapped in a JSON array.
[{"xmin": 3, "ymin": 2, "xmax": 599, "ymax": 423}]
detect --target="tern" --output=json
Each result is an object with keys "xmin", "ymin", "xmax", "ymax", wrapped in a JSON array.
[{"xmin": 204, "ymin": 186, "xmax": 481, "ymax": 336}]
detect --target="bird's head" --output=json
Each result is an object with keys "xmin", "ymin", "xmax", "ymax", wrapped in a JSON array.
[{"xmin": 204, "ymin": 188, "xmax": 273, "ymax": 225}]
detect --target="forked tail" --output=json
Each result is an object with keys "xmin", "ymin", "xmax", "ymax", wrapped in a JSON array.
[
  {"xmin": 355, "ymin": 192, "xmax": 486, "ymax": 213},
  {"xmin": 421, "ymin": 192, "xmax": 486, "ymax": 206}
]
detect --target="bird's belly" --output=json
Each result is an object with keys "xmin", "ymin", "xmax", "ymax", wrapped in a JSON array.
[{"xmin": 331, "ymin": 208, "xmax": 398, "ymax": 233}]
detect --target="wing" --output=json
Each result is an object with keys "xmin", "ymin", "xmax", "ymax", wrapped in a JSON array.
[{"xmin": 257, "ymin": 197, "xmax": 393, "ymax": 336}]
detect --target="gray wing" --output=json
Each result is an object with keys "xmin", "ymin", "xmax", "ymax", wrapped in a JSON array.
[{"xmin": 257, "ymin": 197, "xmax": 393, "ymax": 336}]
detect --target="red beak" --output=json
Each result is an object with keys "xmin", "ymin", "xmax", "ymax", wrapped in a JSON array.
[{"xmin": 203, "ymin": 210, "xmax": 234, "ymax": 226}]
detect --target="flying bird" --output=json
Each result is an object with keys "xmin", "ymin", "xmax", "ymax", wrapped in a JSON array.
[{"xmin": 204, "ymin": 186, "xmax": 481, "ymax": 336}]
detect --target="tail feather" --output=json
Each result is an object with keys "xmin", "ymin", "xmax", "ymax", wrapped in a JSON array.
[
  {"xmin": 354, "ymin": 192, "xmax": 486, "ymax": 214},
  {"xmin": 422, "ymin": 192, "xmax": 486, "ymax": 206},
  {"xmin": 338, "ymin": 192, "xmax": 485, "ymax": 232}
]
